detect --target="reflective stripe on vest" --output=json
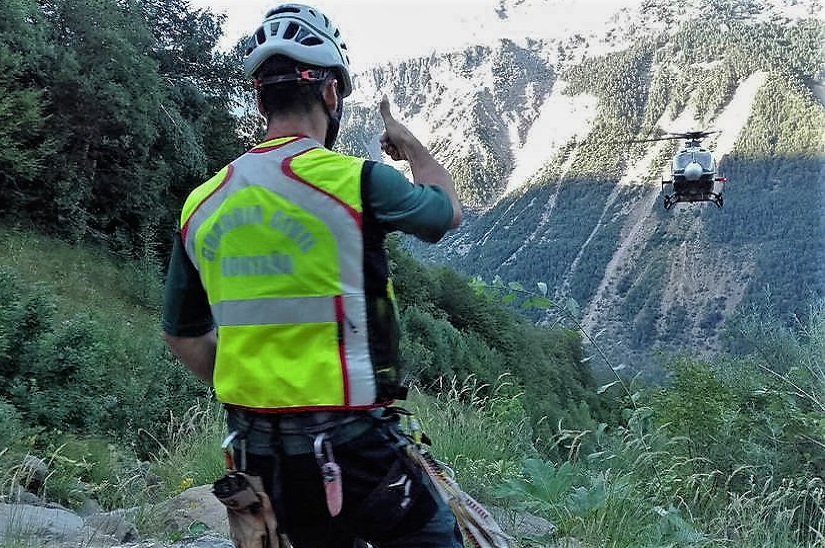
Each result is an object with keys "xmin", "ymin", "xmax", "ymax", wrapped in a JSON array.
[
  {"xmin": 181, "ymin": 136, "xmax": 378, "ymax": 410},
  {"xmin": 212, "ymin": 295, "xmax": 337, "ymax": 325}
]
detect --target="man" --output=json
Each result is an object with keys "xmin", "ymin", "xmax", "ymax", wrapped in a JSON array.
[{"xmin": 162, "ymin": 3, "xmax": 463, "ymax": 547}]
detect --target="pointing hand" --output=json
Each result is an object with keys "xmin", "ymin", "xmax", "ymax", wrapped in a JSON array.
[
  {"xmin": 376, "ymin": 95, "xmax": 462, "ymax": 228},
  {"xmin": 379, "ymin": 95, "xmax": 421, "ymax": 162}
]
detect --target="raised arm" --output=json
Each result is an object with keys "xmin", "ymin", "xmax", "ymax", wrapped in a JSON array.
[{"xmin": 378, "ymin": 95, "xmax": 462, "ymax": 228}]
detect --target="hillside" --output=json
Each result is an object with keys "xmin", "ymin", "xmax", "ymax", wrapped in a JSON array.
[
  {"xmin": 336, "ymin": 0, "xmax": 825, "ymax": 375},
  {"xmin": 3, "ymin": 0, "xmax": 820, "ymax": 376},
  {"xmin": 1, "ymin": 2, "xmax": 824, "ymax": 546}
]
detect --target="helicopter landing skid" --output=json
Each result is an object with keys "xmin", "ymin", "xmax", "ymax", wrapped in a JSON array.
[{"xmin": 662, "ymin": 192, "xmax": 723, "ymax": 210}]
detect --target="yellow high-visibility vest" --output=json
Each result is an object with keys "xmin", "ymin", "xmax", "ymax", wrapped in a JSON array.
[{"xmin": 181, "ymin": 136, "xmax": 402, "ymax": 411}]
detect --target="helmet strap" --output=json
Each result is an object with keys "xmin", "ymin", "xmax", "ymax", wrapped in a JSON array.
[
  {"xmin": 320, "ymin": 83, "xmax": 343, "ymax": 150},
  {"xmin": 255, "ymin": 68, "xmax": 329, "ymax": 88}
]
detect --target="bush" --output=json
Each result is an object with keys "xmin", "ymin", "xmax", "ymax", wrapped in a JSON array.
[
  {"xmin": 0, "ymin": 267, "xmax": 209, "ymax": 460},
  {"xmin": 40, "ymin": 433, "xmax": 142, "ymax": 510},
  {"xmin": 0, "ymin": 398, "xmax": 26, "ymax": 452}
]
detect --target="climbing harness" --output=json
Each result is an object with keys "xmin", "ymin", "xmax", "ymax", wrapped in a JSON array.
[{"xmin": 213, "ymin": 408, "xmax": 509, "ymax": 546}]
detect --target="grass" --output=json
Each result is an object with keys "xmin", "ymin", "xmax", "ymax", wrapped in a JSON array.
[
  {"xmin": 405, "ymin": 374, "xmax": 538, "ymax": 498},
  {"xmin": 142, "ymin": 399, "xmax": 227, "ymax": 497},
  {"xmin": 0, "ymin": 224, "xmax": 163, "ymax": 320},
  {"xmin": 1, "ymin": 380, "xmax": 822, "ymax": 547},
  {"xmin": 0, "ymin": 226, "xmax": 823, "ymax": 547}
]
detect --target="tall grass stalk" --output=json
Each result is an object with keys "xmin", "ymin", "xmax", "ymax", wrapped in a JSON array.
[
  {"xmin": 704, "ymin": 475, "xmax": 825, "ymax": 547},
  {"xmin": 405, "ymin": 374, "xmax": 537, "ymax": 499},
  {"xmin": 145, "ymin": 397, "xmax": 226, "ymax": 497}
]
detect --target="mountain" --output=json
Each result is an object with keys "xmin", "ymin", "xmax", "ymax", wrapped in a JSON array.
[{"xmin": 336, "ymin": 0, "xmax": 825, "ymax": 376}]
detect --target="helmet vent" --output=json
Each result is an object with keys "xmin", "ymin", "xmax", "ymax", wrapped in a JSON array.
[
  {"xmin": 243, "ymin": 3, "xmax": 353, "ymax": 95},
  {"xmin": 268, "ymin": 6, "xmax": 300, "ymax": 16},
  {"xmin": 301, "ymin": 35, "xmax": 322, "ymax": 46},
  {"xmin": 293, "ymin": 26, "xmax": 321, "ymax": 46},
  {"xmin": 284, "ymin": 22, "xmax": 300, "ymax": 40}
]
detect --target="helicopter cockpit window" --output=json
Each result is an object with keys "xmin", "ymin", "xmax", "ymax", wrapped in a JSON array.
[
  {"xmin": 673, "ymin": 153, "xmax": 693, "ymax": 170},
  {"xmin": 695, "ymin": 151, "xmax": 714, "ymax": 170}
]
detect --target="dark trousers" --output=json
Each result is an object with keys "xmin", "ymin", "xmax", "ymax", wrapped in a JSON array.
[{"xmin": 227, "ymin": 408, "xmax": 464, "ymax": 548}]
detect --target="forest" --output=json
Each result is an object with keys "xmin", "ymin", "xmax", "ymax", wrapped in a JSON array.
[
  {"xmin": 1, "ymin": 0, "xmax": 823, "ymax": 546},
  {"xmin": 408, "ymin": 12, "xmax": 825, "ymax": 373}
]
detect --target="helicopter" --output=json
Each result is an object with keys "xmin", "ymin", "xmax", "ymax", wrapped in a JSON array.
[{"xmin": 631, "ymin": 130, "xmax": 727, "ymax": 210}]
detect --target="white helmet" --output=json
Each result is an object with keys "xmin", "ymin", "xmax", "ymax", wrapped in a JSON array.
[{"xmin": 243, "ymin": 3, "xmax": 353, "ymax": 97}]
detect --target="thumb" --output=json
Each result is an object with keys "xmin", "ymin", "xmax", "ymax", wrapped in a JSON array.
[{"xmin": 379, "ymin": 94, "xmax": 394, "ymax": 122}]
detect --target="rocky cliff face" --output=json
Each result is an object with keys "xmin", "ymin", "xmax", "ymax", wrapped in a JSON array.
[
  {"xmin": 340, "ymin": 39, "xmax": 556, "ymax": 209},
  {"xmin": 338, "ymin": 0, "xmax": 825, "ymax": 374}
]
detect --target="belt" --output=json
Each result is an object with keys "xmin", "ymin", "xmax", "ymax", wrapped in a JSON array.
[
  {"xmin": 276, "ymin": 409, "xmax": 382, "ymax": 434},
  {"xmin": 226, "ymin": 408, "xmax": 385, "ymax": 456},
  {"xmin": 277, "ymin": 411, "xmax": 380, "ymax": 455}
]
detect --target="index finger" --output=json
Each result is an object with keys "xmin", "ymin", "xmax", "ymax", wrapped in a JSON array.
[{"xmin": 379, "ymin": 94, "xmax": 393, "ymax": 121}]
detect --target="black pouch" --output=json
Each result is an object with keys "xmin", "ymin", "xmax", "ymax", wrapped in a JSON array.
[
  {"xmin": 351, "ymin": 459, "xmax": 428, "ymax": 539},
  {"xmin": 342, "ymin": 446, "xmax": 438, "ymax": 540}
]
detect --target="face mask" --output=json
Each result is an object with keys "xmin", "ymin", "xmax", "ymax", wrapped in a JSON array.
[{"xmin": 324, "ymin": 93, "xmax": 343, "ymax": 149}]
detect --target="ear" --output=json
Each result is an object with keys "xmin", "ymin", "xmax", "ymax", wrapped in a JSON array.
[
  {"xmin": 255, "ymin": 89, "xmax": 267, "ymax": 118},
  {"xmin": 321, "ymin": 79, "xmax": 339, "ymax": 111}
]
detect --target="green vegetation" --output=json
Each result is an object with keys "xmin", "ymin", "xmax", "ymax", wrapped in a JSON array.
[
  {"xmin": 418, "ymin": 13, "xmax": 825, "ymax": 374},
  {"xmin": 0, "ymin": 0, "xmax": 248, "ymax": 259},
  {"xmin": 1, "ymin": 227, "xmax": 822, "ymax": 546},
  {"xmin": 0, "ymin": 227, "xmax": 210, "ymax": 460},
  {"xmin": 1, "ymin": 1, "xmax": 823, "ymax": 546}
]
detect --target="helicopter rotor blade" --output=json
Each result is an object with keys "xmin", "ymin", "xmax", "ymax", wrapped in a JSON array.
[
  {"xmin": 606, "ymin": 135, "xmax": 680, "ymax": 147},
  {"xmin": 677, "ymin": 130, "xmax": 720, "ymax": 140},
  {"xmin": 625, "ymin": 129, "xmax": 721, "ymax": 145},
  {"xmin": 625, "ymin": 135, "xmax": 685, "ymax": 144}
]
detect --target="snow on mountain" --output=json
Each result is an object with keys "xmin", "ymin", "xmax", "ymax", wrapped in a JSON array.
[
  {"xmin": 712, "ymin": 71, "xmax": 769, "ymax": 161},
  {"xmin": 345, "ymin": 0, "xmax": 638, "ymax": 202},
  {"xmin": 504, "ymin": 81, "xmax": 597, "ymax": 194},
  {"xmin": 341, "ymin": 0, "xmax": 820, "ymax": 210},
  {"xmin": 485, "ymin": 0, "xmax": 646, "ymax": 50}
]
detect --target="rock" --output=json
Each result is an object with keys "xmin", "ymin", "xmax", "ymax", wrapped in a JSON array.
[
  {"xmin": 152, "ymin": 484, "xmax": 230, "ymax": 538},
  {"xmin": 488, "ymin": 504, "xmax": 557, "ymax": 546},
  {"xmin": 505, "ymin": 509, "xmax": 556, "ymax": 538},
  {"xmin": 0, "ymin": 487, "xmax": 234, "ymax": 547},
  {"xmin": 171, "ymin": 535, "xmax": 234, "ymax": 547},
  {"xmin": 84, "ymin": 510, "xmax": 140, "ymax": 542},
  {"xmin": 113, "ymin": 535, "xmax": 233, "ymax": 548},
  {"xmin": 21, "ymin": 454, "xmax": 49, "ymax": 494},
  {"xmin": 78, "ymin": 497, "xmax": 104, "ymax": 517},
  {"xmin": 0, "ymin": 501, "xmax": 84, "ymax": 544},
  {"xmin": 0, "ymin": 483, "xmax": 568, "ymax": 547},
  {"xmin": 3, "ymin": 482, "xmax": 42, "ymax": 505}
]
